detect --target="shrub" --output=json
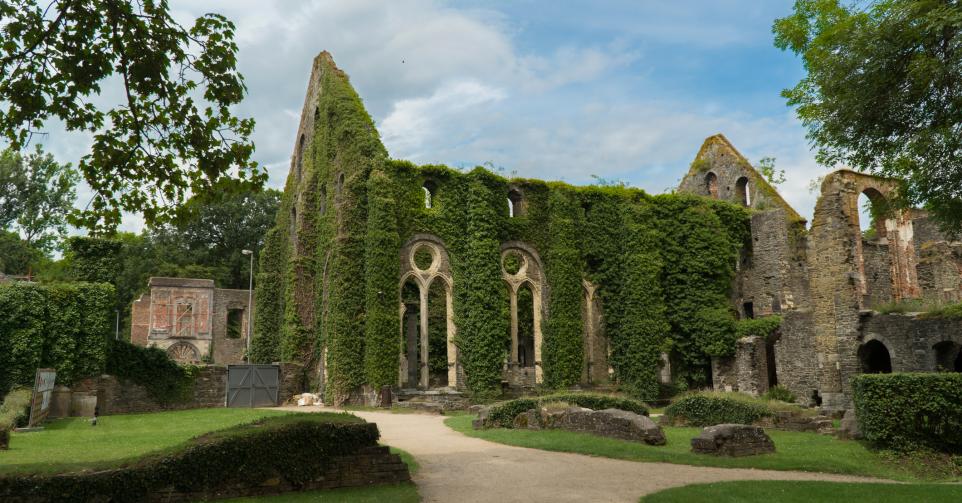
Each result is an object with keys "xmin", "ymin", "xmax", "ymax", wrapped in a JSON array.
[
  {"xmin": 734, "ymin": 315, "xmax": 782, "ymax": 340},
  {"xmin": 484, "ymin": 392, "xmax": 648, "ymax": 428},
  {"xmin": 105, "ymin": 340, "xmax": 198, "ymax": 404},
  {"xmin": 663, "ymin": 392, "xmax": 773, "ymax": 427},
  {"xmin": 0, "ymin": 388, "xmax": 32, "ymax": 430},
  {"xmin": 764, "ymin": 385, "xmax": 797, "ymax": 403},
  {"xmin": 0, "ymin": 414, "xmax": 382, "ymax": 501},
  {"xmin": 852, "ymin": 373, "xmax": 962, "ymax": 453}
]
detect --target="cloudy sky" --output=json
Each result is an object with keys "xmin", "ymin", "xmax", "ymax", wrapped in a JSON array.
[{"xmin": 42, "ymin": 0, "xmax": 833, "ymax": 231}]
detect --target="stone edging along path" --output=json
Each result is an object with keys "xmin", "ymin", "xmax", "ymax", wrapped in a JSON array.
[{"xmin": 277, "ymin": 406, "xmax": 887, "ymax": 503}]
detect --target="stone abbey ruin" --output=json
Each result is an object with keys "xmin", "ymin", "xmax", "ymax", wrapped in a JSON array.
[{"xmin": 250, "ymin": 52, "xmax": 962, "ymax": 410}]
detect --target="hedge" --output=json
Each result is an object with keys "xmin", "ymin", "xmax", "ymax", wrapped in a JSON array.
[
  {"xmin": 104, "ymin": 340, "xmax": 198, "ymax": 405},
  {"xmin": 484, "ymin": 392, "xmax": 649, "ymax": 428},
  {"xmin": 852, "ymin": 373, "xmax": 962, "ymax": 453},
  {"xmin": 662, "ymin": 392, "xmax": 772, "ymax": 427},
  {"xmin": 0, "ymin": 414, "xmax": 378, "ymax": 502},
  {"xmin": 0, "ymin": 282, "xmax": 114, "ymax": 395}
]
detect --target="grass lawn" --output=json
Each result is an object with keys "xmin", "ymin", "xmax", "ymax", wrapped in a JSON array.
[
  {"xmin": 640, "ymin": 481, "xmax": 962, "ymax": 502},
  {"xmin": 446, "ymin": 415, "xmax": 958, "ymax": 482},
  {"xmin": 222, "ymin": 483, "xmax": 420, "ymax": 502},
  {"xmin": 0, "ymin": 408, "xmax": 311, "ymax": 474}
]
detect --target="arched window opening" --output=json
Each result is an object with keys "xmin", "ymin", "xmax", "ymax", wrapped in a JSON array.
[
  {"xmin": 422, "ymin": 180, "xmax": 436, "ymax": 209},
  {"xmin": 401, "ymin": 278, "xmax": 421, "ymax": 388},
  {"xmin": 858, "ymin": 188, "xmax": 888, "ymax": 241},
  {"xmin": 313, "ymin": 106, "xmax": 320, "ymax": 123},
  {"xmin": 427, "ymin": 279, "xmax": 449, "ymax": 387},
  {"xmin": 859, "ymin": 340, "xmax": 892, "ymax": 374},
  {"xmin": 705, "ymin": 172, "xmax": 719, "ymax": 199},
  {"xmin": 517, "ymin": 282, "xmax": 536, "ymax": 368},
  {"xmin": 508, "ymin": 189, "xmax": 524, "ymax": 217},
  {"xmin": 296, "ymin": 135, "xmax": 306, "ymax": 178},
  {"xmin": 933, "ymin": 341, "xmax": 962, "ymax": 372},
  {"xmin": 336, "ymin": 172, "xmax": 345, "ymax": 195},
  {"xmin": 735, "ymin": 176, "xmax": 750, "ymax": 206}
]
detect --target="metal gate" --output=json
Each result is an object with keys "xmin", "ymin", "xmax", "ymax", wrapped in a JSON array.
[{"xmin": 226, "ymin": 364, "xmax": 279, "ymax": 407}]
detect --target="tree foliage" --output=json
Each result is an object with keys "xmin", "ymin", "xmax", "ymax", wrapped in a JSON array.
[
  {"xmin": 774, "ymin": 0, "xmax": 962, "ymax": 231},
  {"xmin": 0, "ymin": 145, "xmax": 78, "ymax": 252},
  {"xmin": 0, "ymin": 0, "xmax": 264, "ymax": 232}
]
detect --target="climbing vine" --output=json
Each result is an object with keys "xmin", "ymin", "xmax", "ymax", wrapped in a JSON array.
[{"xmin": 252, "ymin": 55, "xmax": 751, "ymax": 401}]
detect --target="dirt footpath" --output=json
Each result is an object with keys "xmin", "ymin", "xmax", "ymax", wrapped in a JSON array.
[{"xmin": 285, "ymin": 407, "xmax": 882, "ymax": 502}]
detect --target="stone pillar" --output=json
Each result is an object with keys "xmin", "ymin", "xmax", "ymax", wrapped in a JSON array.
[
  {"xmin": 735, "ymin": 336, "xmax": 769, "ymax": 397},
  {"xmin": 510, "ymin": 287, "xmax": 519, "ymax": 364},
  {"xmin": 419, "ymin": 285, "xmax": 429, "ymax": 388},
  {"xmin": 533, "ymin": 286, "xmax": 543, "ymax": 384},
  {"xmin": 446, "ymin": 284, "xmax": 457, "ymax": 387}
]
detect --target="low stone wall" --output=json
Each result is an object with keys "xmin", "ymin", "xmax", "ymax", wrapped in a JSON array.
[
  {"xmin": 62, "ymin": 363, "xmax": 306, "ymax": 416},
  {"xmin": 97, "ymin": 366, "xmax": 227, "ymax": 415},
  {"xmin": 147, "ymin": 446, "xmax": 409, "ymax": 503}
]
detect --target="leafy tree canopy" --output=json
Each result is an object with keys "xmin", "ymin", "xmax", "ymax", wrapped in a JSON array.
[
  {"xmin": 0, "ymin": 145, "xmax": 78, "ymax": 252},
  {"xmin": 774, "ymin": 0, "xmax": 962, "ymax": 231},
  {"xmin": 0, "ymin": 0, "xmax": 264, "ymax": 233}
]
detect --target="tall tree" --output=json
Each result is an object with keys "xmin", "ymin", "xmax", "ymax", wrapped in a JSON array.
[
  {"xmin": 774, "ymin": 0, "xmax": 962, "ymax": 230},
  {"xmin": 0, "ymin": 146, "xmax": 78, "ymax": 252},
  {"xmin": 0, "ymin": 0, "xmax": 264, "ymax": 232}
]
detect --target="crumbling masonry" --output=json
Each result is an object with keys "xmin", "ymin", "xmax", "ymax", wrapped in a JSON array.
[{"xmin": 254, "ymin": 52, "xmax": 962, "ymax": 409}]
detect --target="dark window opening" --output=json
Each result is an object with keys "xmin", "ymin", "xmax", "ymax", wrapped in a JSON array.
[
  {"xmin": 743, "ymin": 302, "xmax": 754, "ymax": 319},
  {"xmin": 933, "ymin": 341, "xmax": 962, "ymax": 372},
  {"xmin": 508, "ymin": 189, "xmax": 524, "ymax": 217},
  {"xmin": 735, "ymin": 176, "xmax": 750, "ymax": 206},
  {"xmin": 227, "ymin": 309, "xmax": 244, "ymax": 339},
  {"xmin": 859, "ymin": 340, "xmax": 892, "ymax": 374},
  {"xmin": 423, "ymin": 180, "xmax": 437, "ymax": 209},
  {"xmin": 402, "ymin": 279, "xmax": 421, "ymax": 388},
  {"xmin": 517, "ymin": 282, "xmax": 536, "ymax": 368},
  {"xmin": 705, "ymin": 172, "xmax": 719, "ymax": 199},
  {"xmin": 766, "ymin": 332, "xmax": 779, "ymax": 387},
  {"xmin": 336, "ymin": 172, "xmax": 345, "ymax": 194}
]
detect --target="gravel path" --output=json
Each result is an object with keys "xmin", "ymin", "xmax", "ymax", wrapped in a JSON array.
[{"xmin": 284, "ymin": 406, "xmax": 885, "ymax": 502}]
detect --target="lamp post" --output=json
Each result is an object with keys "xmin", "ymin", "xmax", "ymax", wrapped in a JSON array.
[{"xmin": 241, "ymin": 249, "xmax": 254, "ymax": 363}]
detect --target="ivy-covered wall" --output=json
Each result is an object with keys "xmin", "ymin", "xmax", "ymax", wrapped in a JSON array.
[
  {"xmin": 0, "ymin": 282, "xmax": 115, "ymax": 394},
  {"xmin": 252, "ymin": 52, "xmax": 751, "ymax": 402}
]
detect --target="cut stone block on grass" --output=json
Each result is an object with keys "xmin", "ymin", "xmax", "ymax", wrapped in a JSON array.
[{"xmin": 691, "ymin": 424, "xmax": 775, "ymax": 457}]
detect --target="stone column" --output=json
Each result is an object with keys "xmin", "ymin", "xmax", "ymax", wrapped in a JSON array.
[
  {"xmin": 510, "ymin": 287, "xmax": 519, "ymax": 364},
  {"xmin": 533, "ymin": 286, "xmax": 543, "ymax": 384},
  {"xmin": 446, "ymin": 284, "xmax": 457, "ymax": 387},
  {"xmin": 419, "ymin": 285, "xmax": 430, "ymax": 388}
]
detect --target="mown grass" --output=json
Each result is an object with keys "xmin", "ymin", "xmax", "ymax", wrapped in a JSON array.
[
  {"xmin": 446, "ymin": 415, "xmax": 959, "ymax": 482},
  {"xmin": 0, "ymin": 408, "xmax": 320, "ymax": 474},
  {"xmin": 639, "ymin": 480, "xmax": 962, "ymax": 502}
]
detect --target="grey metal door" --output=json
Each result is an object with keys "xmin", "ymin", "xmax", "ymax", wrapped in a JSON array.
[{"xmin": 227, "ymin": 364, "xmax": 279, "ymax": 407}]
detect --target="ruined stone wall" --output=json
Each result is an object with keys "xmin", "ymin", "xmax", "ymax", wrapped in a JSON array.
[
  {"xmin": 735, "ymin": 209, "xmax": 810, "ymax": 318},
  {"xmin": 861, "ymin": 240, "xmax": 894, "ymax": 308},
  {"xmin": 211, "ymin": 288, "xmax": 252, "ymax": 364},
  {"xmin": 917, "ymin": 242, "xmax": 962, "ymax": 305},
  {"xmin": 858, "ymin": 313, "xmax": 962, "ymax": 372},
  {"xmin": 774, "ymin": 310, "xmax": 819, "ymax": 405}
]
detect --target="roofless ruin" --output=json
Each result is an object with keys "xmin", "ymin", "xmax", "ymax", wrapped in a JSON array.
[{"xmin": 250, "ymin": 52, "xmax": 962, "ymax": 410}]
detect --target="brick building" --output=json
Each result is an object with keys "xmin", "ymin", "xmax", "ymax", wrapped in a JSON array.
[{"xmin": 130, "ymin": 277, "xmax": 253, "ymax": 364}]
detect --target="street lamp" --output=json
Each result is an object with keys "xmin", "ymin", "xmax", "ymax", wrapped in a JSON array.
[{"xmin": 241, "ymin": 249, "xmax": 254, "ymax": 363}]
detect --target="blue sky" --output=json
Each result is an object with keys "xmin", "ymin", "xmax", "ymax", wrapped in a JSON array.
[{"xmin": 41, "ymin": 0, "xmax": 835, "ymax": 231}]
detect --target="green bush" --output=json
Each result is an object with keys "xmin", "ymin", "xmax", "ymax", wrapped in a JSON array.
[
  {"xmin": 105, "ymin": 340, "xmax": 198, "ymax": 404},
  {"xmin": 764, "ymin": 385, "xmax": 797, "ymax": 403},
  {"xmin": 663, "ymin": 392, "xmax": 773, "ymax": 426},
  {"xmin": 0, "ymin": 414, "xmax": 385, "ymax": 502},
  {"xmin": 0, "ymin": 282, "xmax": 114, "ymax": 395},
  {"xmin": 484, "ymin": 392, "xmax": 649, "ymax": 428},
  {"xmin": 0, "ymin": 388, "xmax": 32, "ymax": 430},
  {"xmin": 852, "ymin": 373, "xmax": 962, "ymax": 453},
  {"xmin": 734, "ymin": 315, "xmax": 782, "ymax": 340}
]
